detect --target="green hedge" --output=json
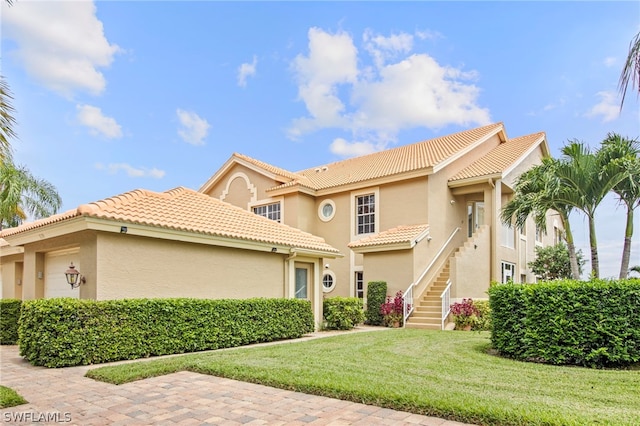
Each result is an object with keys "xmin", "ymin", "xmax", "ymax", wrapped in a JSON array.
[
  {"xmin": 0, "ymin": 299, "xmax": 22, "ymax": 345},
  {"xmin": 365, "ymin": 281, "xmax": 387, "ymax": 325},
  {"xmin": 19, "ymin": 297, "xmax": 314, "ymax": 367},
  {"xmin": 323, "ymin": 297, "xmax": 365, "ymax": 330},
  {"xmin": 489, "ymin": 279, "xmax": 640, "ymax": 367}
]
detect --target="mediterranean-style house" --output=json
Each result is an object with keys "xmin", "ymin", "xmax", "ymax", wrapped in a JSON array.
[{"xmin": 1, "ymin": 122, "xmax": 561, "ymax": 329}]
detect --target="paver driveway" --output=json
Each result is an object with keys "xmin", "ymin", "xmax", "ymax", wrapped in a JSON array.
[{"xmin": 1, "ymin": 330, "xmax": 475, "ymax": 425}]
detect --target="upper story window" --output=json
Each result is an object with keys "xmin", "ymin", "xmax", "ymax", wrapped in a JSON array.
[
  {"xmin": 253, "ymin": 202, "xmax": 281, "ymax": 223},
  {"xmin": 535, "ymin": 225, "xmax": 544, "ymax": 244},
  {"xmin": 501, "ymin": 222, "xmax": 515, "ymax": 249},
  {"xmin": 356, "ymin": 194, "xmax": 375, "ymax": 234}
]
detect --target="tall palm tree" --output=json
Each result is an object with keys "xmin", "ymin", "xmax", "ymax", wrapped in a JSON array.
[
  {"xmin": 552, "ymin": 141, "xmax": 627, "ymax": 278},
  {"xmin": 0, "ymin": 76, "xmax": 16, "ymax": 162},
  {"xmin": 599, "ymin": 133, "xmax": 640, "ymax": 279},
  {"xmin": 501, "ymin": 158, "xmax": 582, "ymax": 279},
  {"xmin": 620, "ymin": 31, "xmax": 640, "ymax": 109},
  {"xmin": 0, "ymin": 159, "xmax": 62, "ymax": 229}
]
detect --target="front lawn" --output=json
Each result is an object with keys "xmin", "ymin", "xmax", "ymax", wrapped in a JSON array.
[
  {"xmin": 0, "ymin": 385, "xmax": 27, "ymax": 408},
  {"xmin": 86, "ymin": 329, "xmax": 640, "ymax": 425}
]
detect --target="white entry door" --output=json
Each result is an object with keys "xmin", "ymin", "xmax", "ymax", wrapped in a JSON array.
[{"xmin": 45, "ymin": 249, "xmax": 80, "ymax": 299}]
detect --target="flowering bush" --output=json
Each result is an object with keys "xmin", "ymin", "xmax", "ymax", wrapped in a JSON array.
[
  {"xmin": 450, "ymin": 298, "xmax": 479, "ymax": 330},
  {"xmin": 380, "ymin": 291, "xmax": 408, "ymax": 327}
]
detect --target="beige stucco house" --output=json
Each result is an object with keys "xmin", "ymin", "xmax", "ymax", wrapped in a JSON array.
[
  {"xmin": 1, "ymin": 122, "xmax": 561, "ymax": 329},
  {"xmin": 197, "ymin": 122, "xmax": 561, "ymax": 328}
]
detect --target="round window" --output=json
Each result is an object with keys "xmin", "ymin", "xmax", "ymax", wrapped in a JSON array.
[
  {"xmin": 318, "ymin": 199, "xmax": 336, "ymax": 222},
  {"xmin": 322, "ymin": 271, "xmax": 336, "ymax": 292}
]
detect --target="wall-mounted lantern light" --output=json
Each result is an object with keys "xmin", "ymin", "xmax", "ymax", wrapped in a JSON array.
[{"xmin": 65, "ymin": 263, "xmax": 86, "ymax": 289}]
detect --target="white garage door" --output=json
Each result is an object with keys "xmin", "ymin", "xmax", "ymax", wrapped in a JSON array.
[{"xmin": 45, "ymin": 249, "xmax": 80, "ymax": 299}]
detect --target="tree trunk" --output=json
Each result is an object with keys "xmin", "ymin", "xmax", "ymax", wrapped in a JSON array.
[
  {"xmin": 619, "ymin": 204, "xmax": 634, "ymax": 279},
  {"xmin": 561, "ymin": 213, "xmax": 581, "ymax": 280},
  {"xmin": 589, "ymin": 215, "xmax": 599, "ymax": 279}
]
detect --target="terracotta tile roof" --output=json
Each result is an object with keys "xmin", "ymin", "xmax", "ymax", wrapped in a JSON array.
[
  {"xmin": 266, "ymin": 123, "xmax": 505, "ymax": 192},
  {"xmin": 449, "ymin": 132, "xmax": 545, "ymax": 182},
  {"xmin": 348, "ymin": 224, "xmax": 430, "ymax": 249},
  {"xmin": 233, "ymin": 153, "xmax": 306, "ymax": 182},
  {"xmin": 0, "ymin": 187, "xmax": 340, "ymax": 255}
]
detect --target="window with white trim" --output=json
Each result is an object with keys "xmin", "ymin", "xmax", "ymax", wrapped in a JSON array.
[
  {"xmin": 501, "ymin": 261, "xmax": 516, "ymax": 283},
  {"xmin": 322, "ymin": 271, "xmax": 336, "ymax": 292},
  {"xmin": 501, "ymin": 222, "xmax": 515, "ymax": 249},
  {"xmin": 355, "ymin": 271, "xmax": 364, "ymax": 299},
  {"xmin": 535, "ymin": 225, "xmax": 544, "ymax": 244},
  {"xmin": 356, "ymin": 194, "xmax": 375, "ymax": 234},
  {"xmin": 253, "ymin": 202, "xmax": 281, "ymax": 222}
]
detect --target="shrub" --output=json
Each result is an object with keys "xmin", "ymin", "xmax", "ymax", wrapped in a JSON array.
[
  {"xmin": 323, "ymin": 297, "xmax": 365, "ymax": 330},
  {"xmin": 18, "ymin": 297, "xmax": 315, "ymax": 367},
  {"xmin": 0, "ymin": 299, "xmax": 21, "ymax": 345},
  {"xmin": 450, "ymin": 299, "xmax": 479, "ymax": 330},
  {"xmin": 489, "ymin": 279, "xmax": 640, "ymax": 367},
  {"xmin": 472, "ymin": 300, "xmax": 491, "ymax": 331},
  {"xmin": 365, "ymin": 281, "xmax": 387, "ymax": 325},
  {"xmin": 380, "ymin": 291, "xmax": 406, "ymax": 327}
]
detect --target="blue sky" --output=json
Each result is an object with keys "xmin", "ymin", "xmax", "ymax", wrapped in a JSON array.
[{"xmin": 1, "ymin": 1, "xmax": 639, "ymax": 279}]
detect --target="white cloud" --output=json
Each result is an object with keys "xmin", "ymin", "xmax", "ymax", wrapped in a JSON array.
[
  {"xmin": 363, "ymin": 29, "xmax": 413, "ymax": 69},
  {"xmin": 288, "ymin": 28, "xmax": 359, "ymax": 138},
  {"xmin": 237, "ymin": 55, "xmax": 258, "ymax": 87},
  {"xmin": 95, "ymin": 163, "xmax": 165, "ymax": 179},
  {"xmin": 176, "ymin": 109, "xmax": 210, "ymax": 145},
  {"xmin": 288, "ymin": 28, "xmax": 491, "ymax": 156},
  {"xmin": 329, "ymin": 138, "xmax": 378, "ymax": 157},
  {"xmin": 76, "ymin": 104, "xmax": 122, "ymax": 139},
  {"xmin": 585, "ymin": 91, "xmax": 619, "ymax": 122},
  {"xmin": 603, "ymin": 57, "xmax": 616, "ymax": 67},
  {"xmin": 1, "ymin": 0, "xmax": 120, "ymax": 97}
]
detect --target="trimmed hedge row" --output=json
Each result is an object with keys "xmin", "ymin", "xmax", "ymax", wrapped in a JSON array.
[
  {"xmin": 0, "ymin": 299, "xmax": 22, "ymax": 345},
  {"xmin": 365, "ymin": 281, "xmax": 387, "ymax": 325},
  {"xmin": 19, "ymin": 297, "xmax": 314, "ymax": 367},
  {"xmin": 323, "ymin": 297, "xmax": 365, "ymax": 330},
  {"xmin": 489, "ymin": 279, "xmax": 640, "ymax": 367}
]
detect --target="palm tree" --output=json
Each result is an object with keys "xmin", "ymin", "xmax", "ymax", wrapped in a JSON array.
[
  {"xmin": 0, "ymin": 76, "xmax": 16, "ymax": 162},
  {"xmin": 0, "ymin": 159, "xmax": 62, "ymax": 229},
  {"xmin": 620, "ymin": 31, "xmax": 640, "ymax": 109},
  {"xmin": 501, "ymin": 158, "xmax": 582, "ymax": 279},
  {"xmin": 599, "ymin": 133, "xmax": 640, "ymax": 279},
  {"xmin": 551, "ymin": 141, "xmax": 627, "ymax": 278}
]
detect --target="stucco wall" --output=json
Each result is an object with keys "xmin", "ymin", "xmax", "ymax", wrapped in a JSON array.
[
  {"xmin": 450, "ymin": 225, "xmax": 491, "ymax": 300},
  {"xmin": 0, "ymin": 254, "xmax": 22, "ymax": 299},
  {"xmin": 95, "ymin": 233, "xmax": 285, "ymax": 300},
  {"xmin": 363, "ymin": 250, "xmax": 413, "ymax": 297},
  {"xmin": 203, "ymin": 164, "xmax": 281, "ymax": 210}
]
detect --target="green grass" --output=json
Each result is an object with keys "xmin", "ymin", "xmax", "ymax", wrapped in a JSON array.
[
  {"xmin": 0, "ymin": 385, "xmax": 27, "ymax": 408},
  {"xmin": 86, "ymin": 329, "xmax": 640, "ymax": 425}
]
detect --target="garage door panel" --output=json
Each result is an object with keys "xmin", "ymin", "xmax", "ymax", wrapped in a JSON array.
[{"xmin": 45, "ymin": 250, "xmax": 79, "ymax": 299}]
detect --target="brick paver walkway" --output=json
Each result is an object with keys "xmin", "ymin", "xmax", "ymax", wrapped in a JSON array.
[{"xmin": 0, "ymin": 329, "xmax": 475, "ymax": 425}]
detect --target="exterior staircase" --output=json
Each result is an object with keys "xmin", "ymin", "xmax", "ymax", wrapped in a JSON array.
[{"xmin": 405, "ymin": 261, "xmax": 451, "ymax": 330}]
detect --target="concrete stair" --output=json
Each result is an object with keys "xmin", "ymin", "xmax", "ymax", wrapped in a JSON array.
[{"xmin": 405, "ymin": 262, "xmax": 450, "ymax": 330}]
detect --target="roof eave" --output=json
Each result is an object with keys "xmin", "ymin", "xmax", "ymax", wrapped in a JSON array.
[
  {"xmin": 199, "ymin": 154, "xmax": 293, "ymax": 194},
  {"xmin": 349, "ymin": 241, "xmax": 414, "ymax": 253},
  {"xmin": 448, "ymin": 173, "xmax": 502, "ymax": 189}
]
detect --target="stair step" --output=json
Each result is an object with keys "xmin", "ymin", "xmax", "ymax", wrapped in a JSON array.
[{"xmin": 405, "ymin": 322, "xmax": 441, "ymax": 330}]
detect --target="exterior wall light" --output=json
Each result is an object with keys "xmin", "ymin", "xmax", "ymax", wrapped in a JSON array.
[{"xmin": 65, "ymin": 263, "xmax": 86, "ymax": 289}]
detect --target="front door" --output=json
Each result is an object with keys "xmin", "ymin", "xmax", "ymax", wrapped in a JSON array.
[
  {"xmin": 295, "ymin": 266, "xmax": 308, "ymax": 299},
  {"xmin": 467, "ymin": 202, "xmax": 485, "ymax": 237}
]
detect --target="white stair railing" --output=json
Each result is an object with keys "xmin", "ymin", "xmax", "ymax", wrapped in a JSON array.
[
  {"xmin": 441, "ymin": 280, "xmax": 452, "ymax": 330},
  {"xmin": 402, "ymin": 227, "xmax": 460, "ymax": 327}
]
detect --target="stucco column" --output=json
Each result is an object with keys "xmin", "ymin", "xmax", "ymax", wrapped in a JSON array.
[{"xmin": 488, "ymin": 179, "xmax": 502, "ymax": 282}]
